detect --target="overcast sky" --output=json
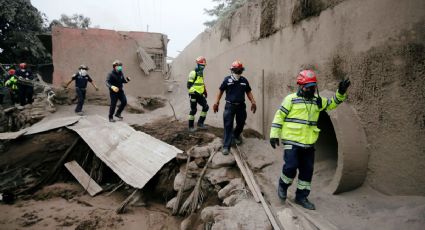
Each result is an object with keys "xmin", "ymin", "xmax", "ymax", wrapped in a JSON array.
[{"xmin": 31, "ymin": 0, "xmax": 215, "ymax": 58}]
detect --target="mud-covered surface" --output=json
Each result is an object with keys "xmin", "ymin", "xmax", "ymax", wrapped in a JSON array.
[{"xmin": 132, "ymin": 118, "xmax": 224, "ymax": 152}]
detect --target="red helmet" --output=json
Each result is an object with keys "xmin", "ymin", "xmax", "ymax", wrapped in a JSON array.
[
  {"xmin": 296, "ymin": 70, "xmax": 317, "ymax": 85},
  {"xmin": 231, "ymin": 60, "xmax": 244, "ymax": 70},
  {"xmin": 8, "ymin": 69, "xmax": 16, "ymax": 75},
  {"xmin": 196, "ymin": 56, "xmax": 206, "ymax": 65},
  {"xmin": 19, "ymin": 63, "xmax": 27, "ymax": 69}
]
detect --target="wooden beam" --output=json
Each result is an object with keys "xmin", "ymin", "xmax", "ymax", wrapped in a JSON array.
[
  {"xmin": 232, "ymin": 148, "xmax": 260, "ymax": 202},
  {"xmin": 64, "ymin": 160, "xmax": 103, "ymax": 196}
]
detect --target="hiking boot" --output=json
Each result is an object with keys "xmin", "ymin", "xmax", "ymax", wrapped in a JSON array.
[
  {"xmin": 233, "ymin": 136, "xmax": 242, "ymax": 145},
  {"xmin": 222, "ymin": 148, "xmax": 230, "ymax": 155},
  {"xmin": 188, "ymin": 127, "xmax": 197, "ymax": 132},
  {"xmin": 277, "ymin": 186, "xmax": 287, "ymax": 201},
  {"xmin": 295, "ymin": 197, "xmax": 316, "ymax": 210},
  {"xmin": 109, "ymin": 118, "xmax": 116, "ymax": 122},
  {"xmin": 115, "ymin": 114, "xmax": 123, "ymax": 120}
]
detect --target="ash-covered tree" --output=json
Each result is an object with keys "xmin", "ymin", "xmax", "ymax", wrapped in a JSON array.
[
  {"xmin": 204, "ymin": 0, "xmax": 247, "ymax": 27},
  {"xmin": 0, "ymin": 0, "xmax": 50, "ymax": 64},
  {"xmin": 49, "ymin": 14, "xmax": 91, "ymax": 29}
]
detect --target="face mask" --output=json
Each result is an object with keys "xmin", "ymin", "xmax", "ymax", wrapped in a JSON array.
[
  {"xmin": 80, "ymin": 69, "xmax": 88, "ymax": 76},
  {"xmin": 21, "ymin": 69, "xmax": 26, "ymax": 72},
  {"xmin": 302, "ymin": 86, "xmax": 316, "ymax": 99},
  {"xmin": 116, "ymin": 66, "xmax": 123, "ymax": 72},
  {"xmin": 233, "ymin": 73, "xmax": 241, "ymax": 80},
  {"xmin": 197, "ymin": 64, "xmax": 205, "ymax": 71}
]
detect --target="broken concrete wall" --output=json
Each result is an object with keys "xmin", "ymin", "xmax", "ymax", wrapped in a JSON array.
[
  {"xmin": 170, "ymin": 0, "xmax": 425, "ymax": 195},
  {"xmin": 52, "ymin": 27, "xmax": 167, "ymax": 97}
]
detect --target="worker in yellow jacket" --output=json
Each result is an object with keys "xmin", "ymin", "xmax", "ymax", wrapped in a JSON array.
[
  {"xmin": 187, "ymin": 56, "xmax": 209, "ymax": 131},
  {"xmin": 269, "ymin": 70, "xmax": 350, "ymax": 210}
]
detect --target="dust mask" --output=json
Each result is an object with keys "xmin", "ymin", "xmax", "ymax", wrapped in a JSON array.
[
  {"xmin": 232, "ymin": 73, "xmax": 241, "ymax": 80},
  {"xmin": 80, "ymin": 69, "xmax": 88, "ymax": 76}
]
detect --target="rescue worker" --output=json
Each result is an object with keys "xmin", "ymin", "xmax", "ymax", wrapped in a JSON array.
[
  {"xmin": 213, "ymin": 60, "xmax": 257, "ymax": 155},
  {"xmin": 187, "ymin": 56, "xmax": 209, "ymax": 131},
  {"xmin": 15, "ymin": 63, "xmax": 34, "ymax": 106},
  {"xmin": 269, "ymin": 70, "xmax": 351, "ymax": 210},
  {"xmin": 5, "ymin": 69, "xmax": 19, "ymax": 104},
  {"xmin": 106, "ymin": 60, "xmax": 130, "ymax": 122},
  {"xmin": 64, "ymin": 65, "xmax": 99, "ymax": 115}
]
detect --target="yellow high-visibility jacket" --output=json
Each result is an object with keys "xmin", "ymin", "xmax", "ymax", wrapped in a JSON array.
[
  {"xmin": 5, "ymin": 76, "xmax": 18, "ymax": 91},
  {"xmin": 270, "ymin": 90, "xmax": 347, "ymax": 147},
  {"xmin": 187, "ymin": 70, "xmax": 205, "ymax": 94}
]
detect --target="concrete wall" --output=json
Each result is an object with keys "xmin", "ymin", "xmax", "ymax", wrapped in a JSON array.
[
  {"xmin": 169, "ymin": 0, "xmax": 425, "ymax": 195},
  {"xmin": 52, "ymin": 27, "xmax": 167, "ymax": 97}
]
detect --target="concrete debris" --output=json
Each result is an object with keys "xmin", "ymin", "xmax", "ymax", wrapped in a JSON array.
[
  {"xmin": 210, "ymin": 151, "xmax": 236, "ymax": 168},
  {"xmin": 223, "ymin": 194, "xmax": 243, "ymax": 207},
  {"xmin": 201, "ymin": 200, "xmax": 272, "ymax": 230},
  {"xmin": 218, "ymin": 178, "xmax": 245, "ymax": 200},
  {"xmin": 205, "ymin": 167, "xmax": 241, "ymax": 185},
  {"xmin": 173, "ymin": 172, "xmax": 197, "ymax": 192}
]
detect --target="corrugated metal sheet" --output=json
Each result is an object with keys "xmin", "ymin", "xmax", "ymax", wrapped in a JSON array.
[
  {"xmin": 137, "ymin": 46, "xmax": 156, "ymax": 75},
  {"xmin": 67, "ymin": 115, "xmax": 182, "ymax": 189},
  {"xmin": 0, "ymin": 116, "xmax": 81, "ymax": 140}
]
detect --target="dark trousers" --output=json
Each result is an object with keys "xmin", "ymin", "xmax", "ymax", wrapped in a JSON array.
[
  {"xmin": 75, "ymin": 88, "xmax": 86, "ymax": 112},
  {"xmin": 109, "ymin": 90, "xmax": 127, "ymax": 119},
  {"xmin": 188, "ymin": 93, "xmax": 209, "ymax": 127},
  {"xmin": 279, "ymin": 145, "xmax": 315, "ymax": 199},
  {"xmin": 223, "ymin": 102, "xmax": 247, "ymax": 149},
  {"xmin": 18, "ymin": 86, "xmax": 33, "ymax": 106}
]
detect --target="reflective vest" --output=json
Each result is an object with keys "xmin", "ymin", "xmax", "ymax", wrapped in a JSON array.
[
  {"xmin": 5, "ymin": 76, "xmax": 18, "ymax": 91},
  {"xmin": 188, "ymin": 70, "xmax": 205, "ymax": 94},
  {"xmin": 270, "ymin": 90, "xmax": 347, "ymax": 147}
]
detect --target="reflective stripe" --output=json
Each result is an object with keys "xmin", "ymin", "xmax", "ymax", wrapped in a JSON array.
[
  {"xmin": 271, "ymin": 123, "xmax": 282, "ymax": 128},
  {"xmin": 281, "ymin": 173, "xmax": 294, "ymax": 184},
  {"xmin": 292, "ymin": 98, "xmax": 317, "ymax": 104},
  {"xmin": 279, "ymin": 106, "xmax": 289, "ymax": 114},
  {"xmin": 284, "ymin": 145, "xmax": 292, "ymax": 150},
  {"xmin": 190, "ymin": 99, "xmax": 196, "ymax": 102},
  {"xmin": 334, "ymin": 94, "xmax": 341, "ymax": 104},
  {"xmin": 282, "ymin": 140, "xmax": 314, "ymax": 148},
  {"xmin": 297, "ymin": 180, "xmax": 311, "ymax": 190},
  {"xmin": 200, "ymin": 111, "xmax": 207, "ymax": 117},
  {"xmin": 188, "ymin": 115, "xmax": 195, "ymax": 120},
  {"xmin": 324, "ymin": 98, "xmax": 331, "ymax": 110},
  {"xmin": 284, "ymin": 118, "xmax": 317, "ymax": 126}
]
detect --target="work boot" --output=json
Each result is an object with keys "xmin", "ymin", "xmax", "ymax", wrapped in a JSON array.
[
  {"xmin": 222, "ymin": 148, "xmax": 230, "ymax": 155},
  {"xmin": 197, "ymin": 123, "xmax": 207, "ymax": 130},
  {"xmin": 277, "ymin": 186, "xmax": 287, "ymax": 201},
  {"xmin": 115, "ymin": 113, "xmax": 123, "ymax": 120},
  {"xmin": 109, "ymin": 118, "xmax": 116, "ymax": 122},
  {"xmin": 232, "ymin": 136, "xmax": 242, "ymax": 145},
  {"xmin": 295, "ymin": 197, "xmax": 316, "ymax": 210},
  {"xmin": 76, "ymin": 111, "xmax": 84, "ymax": 116},
  {"xmin": 188, "ymin": 127, "xmax": 197, "ymax": 132}
]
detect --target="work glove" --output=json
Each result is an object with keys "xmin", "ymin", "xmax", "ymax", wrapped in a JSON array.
[
  {"xmin": 251, "ymin": 103, "xmax": 257, "ymax": 113},
  {"xmin": 338, "ymin": 79, "xmax": 351, "ymax": 94},
  {"xmin": 213, "ymin": 103, "xmax": 219, "ymax": 113},
  {"xmin": 270, "ymin": 138, "xmax": 280, "ymax": 149},
  {"xmin": 111, "ymin": 86, "xmax": 119, "ymax": 93},
  {"xmin": 203, "ymin": 91, "xmax": 208, "ymax": 98},
  {"xmin": 126, "ymin": 77, "xmax": 131, "ymax": 82}
]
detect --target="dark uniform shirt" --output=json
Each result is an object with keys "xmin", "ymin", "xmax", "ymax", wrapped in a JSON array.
[
  {"xmin": 106, "ymin": 70, "xmax": 128, "ymax": 90},
  {"xmin": 219, "ymin": 75, "xmax": 252, "ymax": 103},
  {"xmin": 72, "ymin": 73, "xmax": 93, "ymax": 89}
]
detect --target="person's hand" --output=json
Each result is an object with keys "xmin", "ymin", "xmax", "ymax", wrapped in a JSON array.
[
  {"xmin": 251, "ymin": 103, "xmax": 257, "ymax": 113},
  {"xmin": 213, "ymin": 103, "xmax": 219, "ymax": 113},
  {"xmin": 203, "ymin": 91, "xmax": 208, "ymax": 98},
  {"xmin": 270, "ymin": 138, "xmax": 280, "ymax": 149},
  {"xmin": 111, "ymin": 86, "xmax": 119, "ymax": 93},
  {"xmin": 126, "ymin": 77, "xmax": 131, "ymax": 82},
  {"xmin": 338, "ymin": 79, "xmax": 351, "ymax": 94}
]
